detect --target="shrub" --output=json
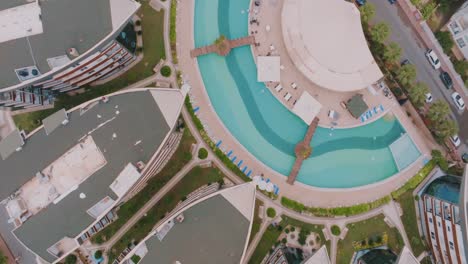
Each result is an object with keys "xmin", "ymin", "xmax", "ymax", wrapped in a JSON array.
[
  {"xmin": 64, "ymin": 254, "xmax": 77, "ymax": 264},
  {"xmin": 198, "ymin": 148, "xmax": 208, "ymax": 159},
  {"xmin": 135, "ymin": 20, "xmax": 141, "ymax": 26},
  {"xmin": 431, "ymin": 150, "xmax": 448, "ymax": 172},
  {"xmin": 131, "ymin": 255, "xmax": 141, "ymax": 264},
  {"xmin": 435, "ymin": 31, "xmax": 454, "ymax": 54},
  {"xmin": 281, "ymin": 238, "xmax": 287, "ymax": 244},
  {"xmin": 160, "ymin": 65, "xmax": 172, "ymax": 77},
  {"xmin": 137, "ymin": 30, "xmax": 142, "ymax": 36},
  {"xmin": 420, "ymin": 2, "xmax": 436, "ymax": 20},
  {"xmin": 266, "ymin": 207, "xmax": 277, "ymax": 218},
  {"xmin": 392, "ymin": 160, "xmax": 435, "ymax": 198},
  {"xmin": 285, "ymin": 228, "xmax": 290, "ymax": 234},
  {"xmin": 331, "ymin": 225, "xmax": 341, "ymax": 236},
  {"xmin": 94, "ymin": 250, "xmax": 103, "ymax": 259},
  {"xmin": 298, "ymin": 229, "xmax": 310, "ymax": 245},
  {"xmin": 291, "ymin": 227, "xmax": 296, "ymax": 232}
]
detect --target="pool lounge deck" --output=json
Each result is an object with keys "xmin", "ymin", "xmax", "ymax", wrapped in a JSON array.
[{"xmin": 178, "ymin": 0, "xmax": 433, "ymax": 207}]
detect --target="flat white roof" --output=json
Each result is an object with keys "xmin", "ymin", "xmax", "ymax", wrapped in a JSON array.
[
  {"xmin": 292, "ymin": 91, "xmax": 322, "ymax": 124},
  {"xmin": 110, "ymin": 163, "xmax": 141, "ymax": 198},
  {"xmin": 396, "ymin": 246, "xmax": 419, "ymax": 264},
  {"xmin": 281, "ymin": 0, "xmax": 383, "ymax": 92},
  {"xmin": 0, "ymin": 2, "xmax": 43, "ymax": 44},
  {"xmin": 150, "ymin": 89, "xmax": 186, "ymax": 128},
  {"xmin": 303, "ymin": 246, "xmax": 331, "ymax": 264},
  {"xmin": 109, "ymin": 0, "xmax": 140, "ymax": 30},
  {"xmin": 257, "ymin": 56, "xmax": 280, "ymax": 82}
]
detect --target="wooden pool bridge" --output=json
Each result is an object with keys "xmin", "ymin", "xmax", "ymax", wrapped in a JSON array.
[
  {"xmin": 190, "ymin": 36, "xmax": 256, "ymax": 57},
  {"xmin": 287, "ymin": 117, "xmax": 320, "ymax": 185}
]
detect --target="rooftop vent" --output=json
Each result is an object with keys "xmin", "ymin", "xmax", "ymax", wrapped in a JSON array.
[{"xmin": 68, "ymin": 48, "xmax": 79, "ymax": 57}]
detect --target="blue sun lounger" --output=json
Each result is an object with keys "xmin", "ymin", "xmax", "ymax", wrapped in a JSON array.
[
  {"xmin": 193, "ymin": 106, "xmax": 200, "ymax": 112},
  {"xmin": 246, "ymin": 170, "xmax": 252, "ymax": 177},
  {"xmin": 216, "ymin": 140, "xmax": 222, "ymax": 147},
  {"xmin": 237, "ymin": 160, "xmax": 243, "ymax": 167},
  {"xmin": 373, "ymin": 107, "xmax": 378, "ymax": 114},
  {"xmin": 379, "ymin": 104, "xmax": 384, "ymax": 112},
  {"xmin": 227, "ymin": 150, "xmax": 233, "ymax": 157},
  {"xmin": 231, "ymin": 156, "xmax": 237, "ymax": 162},
  {"xmin": 242, "ymin": 166, "xmax": 247, "ymax": 173}
]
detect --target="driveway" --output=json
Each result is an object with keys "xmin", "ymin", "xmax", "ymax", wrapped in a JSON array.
[{"xmin": 368, "ymin": 0, "xmax": 467, "ymax": 155}]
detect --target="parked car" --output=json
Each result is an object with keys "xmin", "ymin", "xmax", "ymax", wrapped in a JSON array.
[
  {"xmin": 451, "ymin": 92, "xmax": 465, "ymax": 111},
  {"xmin": 450, "ymin": 134, "xmax": 461, "ymax": 148},
  {"xmin": 439, "ymin": 71, "xmax": 453, "ymax": 89},
  {"xmin": 400, "ymin": 59, "xmax": 410, "ymax": 66},
  {"xmin": 425, "ymin": 49, "xmax": 441, "ymax": 69},
  {"xmin": 356, "ymin": 0, "xmax": 366, "ymax": 6},
  {"xmin": 462, "ymin": 153, "xmax": 468, "ymax": 163},
  {"xmin": 425, "ymin": 93, "xmax": 433, "ymax": 103}
]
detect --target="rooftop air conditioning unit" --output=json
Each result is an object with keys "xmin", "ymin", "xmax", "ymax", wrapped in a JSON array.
[{"xmin": 68, "ymin": 48, "xmax": 79, "ymax": 57}]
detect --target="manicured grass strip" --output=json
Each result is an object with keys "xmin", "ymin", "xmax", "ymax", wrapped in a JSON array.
[
  {"xmin": 91, "ymin": 128, "xmax": 194, "ymax": 244},
  {"xmin": 185, "ymin": 97, "xmax": 251, "ymax": 182},
  {"xmin": 14, "ymin": 2, "xmax": 166, "ymax": 133},
  {"xmin": 169, "ymin": 0, "xmax": 178, "ymax": 63},
  {"xmin": 248, "ymin": 199, "xmax": 264, "ymax": 245},
  {"xmin": 396, "ymin": 191, "xmax": 427, "ymax": 256},
  {"xmin": 108, "ymin": 165, "xmax": 224, "ymax": 262},
  {"xmin": 336, "ymin": 215, "xmax": 404, "ymax": 264},
  {"xmin": 281, "ymin": 195, "xmax": 391, "ymax": 217}
]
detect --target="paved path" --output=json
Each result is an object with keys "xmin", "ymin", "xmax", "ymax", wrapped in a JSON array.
[
  {"xmin": 244, "ymin": 220, "xmax": 269, "ymax": 263},
  {"xmin": 417, "ymin": 251, "xmax": 428, "ymax": 261},
  {"xmin": 92, "ymin": 160, "xmax": 198, "ymax": 251}
]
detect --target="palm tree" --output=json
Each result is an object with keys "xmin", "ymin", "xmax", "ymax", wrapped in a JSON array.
[
  {"xmin": 427, "ymin": 100, "xmax": 450, "ymax": 123},
  {"xmin": 383, "ymin": 42, "xmax": 402, "ymax": 65},
  {"xmin": 408, "ymin": 82, "xmax": 429, "ymax": 108},
  {"xmin": 396, "ymin": 64, "xmax": 417, "ymax": 86},
  {"xmin": 371, "ymin": 23, "xmax": 390, "ymax": 44},
  {"xmin": 434, "ymin": 119, "xmax": 458, "ymax": 140},
  {"xmin": 360, "ymin": 3, "xmax": 376, "ymax": 24}
]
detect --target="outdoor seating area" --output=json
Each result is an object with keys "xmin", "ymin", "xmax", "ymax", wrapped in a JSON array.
[{"xmin": 344, "ymin": 94, "xmax": 369, "ymax": 119}]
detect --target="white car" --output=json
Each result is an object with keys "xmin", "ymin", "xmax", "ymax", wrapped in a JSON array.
[
  {"xmin": 425, "ymin": 93, "xmax": 433, "ymax": 103},
  {"xmin": 451, "ymin": 92, "xmax": 465, "ymax": 111},
  {"xmin": 425, "ymin": 49, "xmax": 441, "ymax": 70},
  {"xmin": 450, "ymin": 134, "xmax": 461, "ymax": 148}
]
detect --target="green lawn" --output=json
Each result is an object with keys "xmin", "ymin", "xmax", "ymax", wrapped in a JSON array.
[
  {"xmin": 396, "ymin": 191, "xmax": 427, "ymax": 256},
  {"xmin": 108, "ymin": 165, "xmax": 225, "ymax": 262},
  {"xmin": 420, "ymin": 256, "xmax": 432, "ymax": 264},
  {"xmin": 336, "ymin": 215, "xmax": 404, "ymax": 264},
  {"xmin": 248, "ymin": 216, "xmax": 327, "ymax": 264},
  {"xmin": 248, "ymin": 199, "xmax": 264, "ymax": 245},
  {"xmin": 14, "ymin": 2, "xmax": 166, "ymax": 133},
  {"xmin": 91, "ymin": 127, "xmax": 194, "ymax": 244}
]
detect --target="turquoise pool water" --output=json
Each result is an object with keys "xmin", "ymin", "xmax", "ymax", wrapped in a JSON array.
[
  {"xmin": 424, "ymin": 176, "xmax": 461, "ymax": 205},
  {"xmin": 194, "ymin": 0, "xmax": 420, "ymax": 188}
]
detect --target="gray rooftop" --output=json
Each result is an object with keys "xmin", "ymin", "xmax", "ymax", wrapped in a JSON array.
[
  {"xmin": 140, "ymin": 195, "xmax": 250, "ymax": 264},
  {"xmin": 0, "ymin": 129, "xmax": 23, "ymax": 160},
  {"xmin": 42, "ymin": 108, "xmax": 67, "ymax": 135},
  {"xmin": 5, "ymin": 91, "xmax": 171, "ymax": 263},
  {"xmin": 0, "ymin": 0, "xmax": 113, "ymax": 89}
]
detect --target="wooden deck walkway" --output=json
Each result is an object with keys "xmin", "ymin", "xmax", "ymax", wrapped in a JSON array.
[
  {"xmin": 287, "ymin": 117, "xmax": 320, "ymax": 185},
  {"xmin": 190, "ymin": 36, "xmax": 255, "ymax": 57}
]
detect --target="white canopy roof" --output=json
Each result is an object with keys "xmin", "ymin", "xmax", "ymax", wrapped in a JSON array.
[
  {"xmin": 281, "ymin": 0, "xmax": 383, "ymax": 92},
  {"xmin": 292, "ymin": 91, "xmax": 322, "ymax": 125},
  {"xmin": 257, "ymin": 56, "xmax": 280, "ymax": 82}
]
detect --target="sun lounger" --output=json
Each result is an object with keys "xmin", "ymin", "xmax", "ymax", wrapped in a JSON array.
[
  {"xmin": 247, "ymin": 170, "xmax": 252, "ymax": 177},
  {"xmin": 284, "ymin": 92, "xmax": 292, "ymax": 101},
  {"xmin": 360, "ymin": 115, "xmax": 367, "ymax": 122},
  {"xmin": 227, "ymin": 150, "xmax": 233, "ymax": 157},
  {"xmin": 274, "ymin": 84, "xmax": 283, "ymax": 92},
  {"xmin": 379, "ymin": 104, "xmax": 384, "ymax": 112},
  {"xmin": 231, "ymin": 156, "xmax": 237, "ymax": 162},
  {"xmin": 237, "ymin": 160, "xmax": 243, "ymax": 166},
  {"xmin": 291, "ymin": 82, "xmax": 298, "ymax": 89},
  {"xmin": 216, "ymin": 140, "xmax": 222, "ymax": 147},
  {"xmin": 373, "ymin": 107, "xmax": 378, "ymax": 114},
  {"xmin": 242, "ymin": 166, "xmax": 247, "ymax": 173}
]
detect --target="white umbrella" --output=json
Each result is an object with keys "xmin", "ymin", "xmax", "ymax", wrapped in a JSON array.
[
  {"xmin": 258, "ymin": 181, "xmax": 267, "ymax": 190},
  {"xmin": 266, "ymin": 25, "xmax": 271, "ymax": 32},
  {"xmin": 269, "ymin": 45, "xmax": 275, "ymax": 51},
  {"xmin": 266, "ymin": 182, "xmax": 274, "ymax": 192},
  {"xmin": 253, "ymin": 175, "xmax": 262, "ymax": 185}
]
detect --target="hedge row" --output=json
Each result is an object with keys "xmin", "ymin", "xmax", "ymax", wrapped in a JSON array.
[
  {"xmin": 281, "ymin": 195, "xmax": 391, "ymax": 217},
  {"xmin": 391, "ymin": 160, "xmax": 435, "ymax": 199},
  {"xmin": 185, "ymin": 97, "xmax": 251, "ymax": 182},
  {"xmin": 169, "ymin": 0, "xmax": 178, "ymax": 64}
]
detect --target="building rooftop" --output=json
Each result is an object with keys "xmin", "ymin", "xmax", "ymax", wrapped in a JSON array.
[
  {"xmin": 0, "ymin": 0, "xmax": 139, "ymax": 91},
  {"xmin": 0, "ymin": 89, "xmax": 185, "ymax": 263},
  {"xmin": 125, "ymin": 184, "xmax": 256, "ymax": 264},
  {"xmin": 460, "ymin": 165, "xmax": 468, "ymax": 259},
  {"xmin": 281, "ymin": 0, "xmax": 383, "ymax": 92}
]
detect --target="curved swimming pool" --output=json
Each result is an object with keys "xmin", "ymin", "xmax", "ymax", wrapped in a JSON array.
[{"xmin": 194, "ymin": 0, "xmax": 420, "ymax": 188}]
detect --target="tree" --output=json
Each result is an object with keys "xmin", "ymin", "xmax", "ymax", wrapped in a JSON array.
[
  {"xmin": 360, "ymin": 3, "xmax": 375, "ymax": 24},
  {"xmin": 383, "ymin": 42, "xmax": 402, "ymax": 65},
  {"xmin": 408, "ymin": 82, "xmax": 429, "ymax": 108},
  {"xmin": 396, "ymin": 64, "xmax": 417, "ymax": 86},
  {"xmin": 94, "ymin": 250, "xmax": 103, "ymax": 259},
  {"xmin": 0, "ymin": 251, "xmax": 7, "ymax": 264},
  {"xmin": 371, "ymin": 23, "xmax": 390, "ymax": 43},
  {"xmin": 435, "ymin": 31, "xmax": 454, "ymax": 54},
  {"xmin": 427, "ymin": 100, "xmax": 450, "ymax": 123},
  {"xmin": 434, "ymin": 119, "xmax": 458, "ymax": 141}
]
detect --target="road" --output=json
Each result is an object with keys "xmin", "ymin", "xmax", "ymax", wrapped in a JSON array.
[{"xmin": 368, "ymin": 0, "xmax": 467, "ymax": 155}]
